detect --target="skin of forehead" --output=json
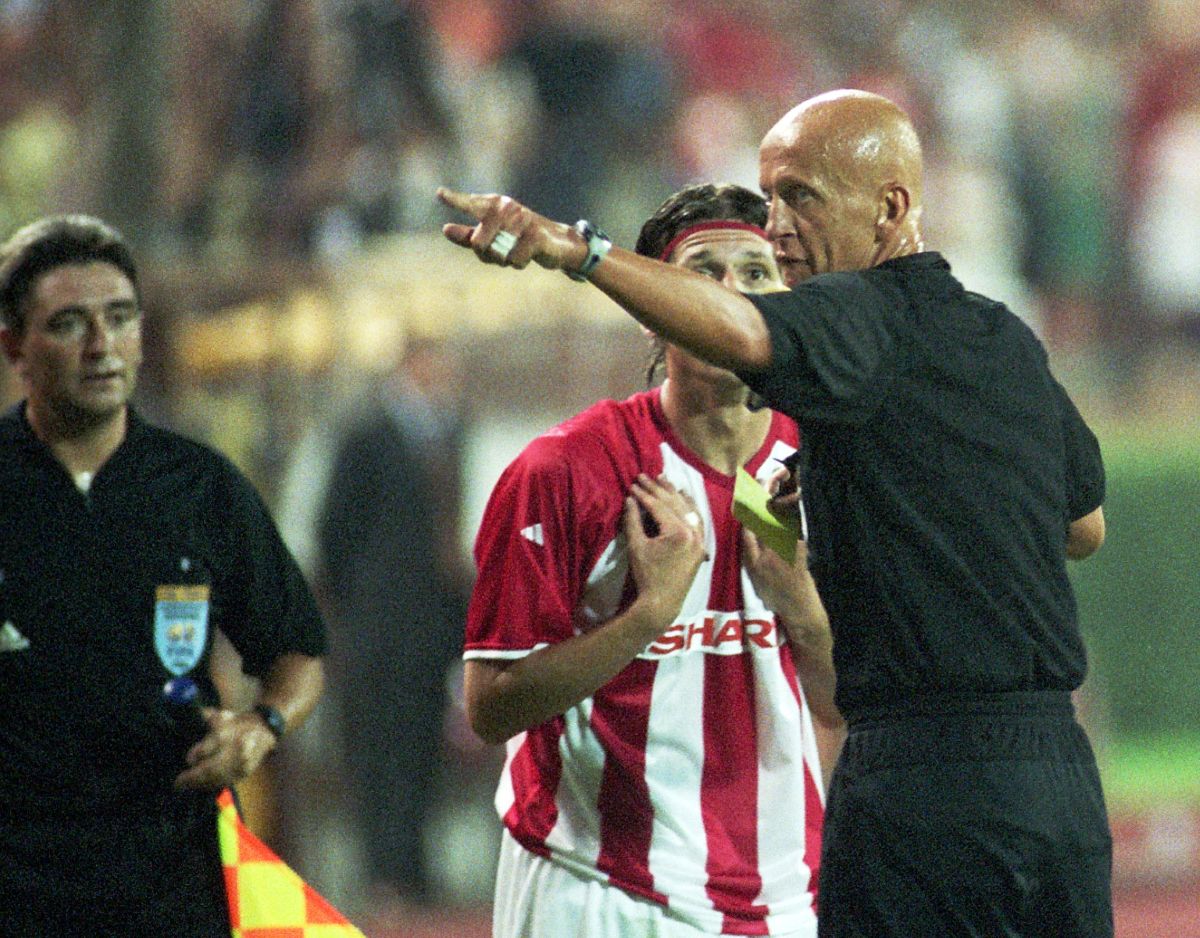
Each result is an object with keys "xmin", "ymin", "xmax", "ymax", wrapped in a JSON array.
[
  {"xmin": 762, "ymin": 90, "xmax": 923, "ymax": 201},
  {"xmin": 668, "ymin": 227, "xmax": 774, "ymax": 265},
  {"xmin": 31, "ymin": 260, "xmax": 137, "ymax": 317}
]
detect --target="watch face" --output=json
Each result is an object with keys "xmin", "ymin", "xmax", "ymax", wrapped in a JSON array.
[{"xmin": 568, "ymin": 220, "xmax": 612, "ymax": 281}]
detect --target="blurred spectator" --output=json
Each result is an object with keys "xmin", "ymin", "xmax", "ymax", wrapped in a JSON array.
[
  {"xmin": 162, "ymin": 0, "xmax": 248, "ymax": 255},
  {"xmin": 506, "ymin": 0, "xmax": 676, "ymax": 240},
  {"xmin": 1129, "ymin": 100, "xmax": 1200, "ymax": 353},
  {"xmin": 671, "ymin": 91, "xmax": 761, "ymax": 190},
  {"xmin": 163, "ymin": 0, "xmax": 341, "ymax": 259},
  {"xmin": 422, "ymin": 0, "xmax": 536, "ymax": 201},
  {"xmin": 328, "ymin": 0, "xmax": 454, "ymax": 239},
  {"xmin": 1118, "ymin": 4, "xmax": 1200, "ymax": 400},
  {"xmin": 666, "ymin": 0, "xmax": 813, "ymax": 191},
  {"xmin": 0, "ymin": 0, "xmax": 93, "ymax": 233},
  {"xmin": 668, "ymin": 0, "xmax": 801, "ymax": 110},
  {"xmin": 1122, "ymin": 0, "xmax": 1200, "ymax": 208},
  {"xmin": 1003, "ymin": 2, "xmax": 1123, "ymax": 348},
  {"xmin": 0, "ymin": 92, "xmax": 82, "ymax": 234},
  {"xmin": 225, "ymin": 0, "xmax": 329, "ymax": 255},
  {"xmin": 316, "ymin": 335, "xmax": 472, "ymax": 915},
  {"xmin": 901, "ymin": 9, "xmax": 1039, "ymax": 329}
]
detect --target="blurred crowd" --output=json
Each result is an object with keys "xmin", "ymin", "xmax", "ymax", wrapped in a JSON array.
[{"xmin": 1, "ymin": 0, "xmax": 1199, "ymax": 409}]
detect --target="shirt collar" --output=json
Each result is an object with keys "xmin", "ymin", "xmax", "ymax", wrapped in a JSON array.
[
  {"xmin": 6, "ymin": 399, "xmax": 143, "ymax": 462},
  {"xmin": 875, "ymin": 251, "xmax": 949, "ymax": 273}
]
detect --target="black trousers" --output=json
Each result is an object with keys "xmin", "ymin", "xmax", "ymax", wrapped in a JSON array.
[
  {"xmin": 0, "ymin": 793, "xmax": 230, "ymax": 937},
  {"xmin": 818, "ymin": 691, "xmax": 1113, "ymax": 938}
]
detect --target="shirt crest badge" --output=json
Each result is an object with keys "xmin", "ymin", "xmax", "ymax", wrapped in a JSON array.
[{"xmin": 154, "ymin": 584, "xmax": 210, "ymax": 675}]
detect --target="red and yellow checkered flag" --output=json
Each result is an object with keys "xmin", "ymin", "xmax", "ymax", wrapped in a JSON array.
[{"xmin": 217, "ymin": 789, "xmax": 366, "ymax": 938}]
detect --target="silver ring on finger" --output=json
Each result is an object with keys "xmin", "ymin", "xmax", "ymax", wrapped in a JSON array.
[
  {"xmin": 684, "ymin": 511, "xmax": 702, "ymax": 530},
  {"xmin": 489, "ymin": 229, "xmax": 518, "ymax": 261}
]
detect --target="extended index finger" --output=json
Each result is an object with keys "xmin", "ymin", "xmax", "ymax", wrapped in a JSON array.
[{"xmin": 437, "ymin": 187, "xmax": 489, "ymax": 220}]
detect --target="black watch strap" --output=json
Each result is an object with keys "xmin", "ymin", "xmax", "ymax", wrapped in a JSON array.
[{"xmin": 253, "ymin": 703, "xmax": 286, "ymax": 740}]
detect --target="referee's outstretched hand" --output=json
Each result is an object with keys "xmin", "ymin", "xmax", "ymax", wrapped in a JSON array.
[{"xmin": 437, "ymin": 187, "xmax": 584, "ymax": 274}]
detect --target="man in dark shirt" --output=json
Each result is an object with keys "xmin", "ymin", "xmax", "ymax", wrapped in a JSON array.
[
  {"xmin": 316, "ymin": 336, "xmax": 470, "ymax": 910},
  {"xmin": 0, "ymin": 215, "xmax": 327, "ymax": 935},
  {"xmin": 437, "ymin": 88, "xmax": 1111, "ymax": 937}
]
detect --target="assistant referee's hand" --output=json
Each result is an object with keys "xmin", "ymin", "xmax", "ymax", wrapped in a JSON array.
[{"xmin": 173, "ymin": 708, "xmax": 277, "ymax": 790}]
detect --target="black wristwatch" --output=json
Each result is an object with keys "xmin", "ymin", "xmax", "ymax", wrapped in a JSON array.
[
  {"xmin": 565, "ymin": 219, "xmax": 612, "ymax": 281},
  {"xmin": 253, "ymin": 703, "xmax": 287, "ymax": 740}
]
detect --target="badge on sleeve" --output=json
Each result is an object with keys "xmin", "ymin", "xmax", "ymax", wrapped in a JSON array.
[{"xmin": 154, "ymin": 585, "xmax": 210, "ymax": 675}]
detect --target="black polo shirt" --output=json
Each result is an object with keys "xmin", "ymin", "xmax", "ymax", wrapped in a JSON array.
[
  {"xmin": 739, "ymin": 252, "xmax": 1104, "ymax": 721},
  {"xmin": 0, "ymin": 404, "xmax": 326, "ymax": 817}
]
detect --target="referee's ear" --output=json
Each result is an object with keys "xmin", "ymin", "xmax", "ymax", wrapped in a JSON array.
[{"xmin": 875, "ymin": 184, "xmax": 912, "ymax": 237}]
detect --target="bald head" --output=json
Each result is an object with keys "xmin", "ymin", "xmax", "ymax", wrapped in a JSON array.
[
  {"xmin": 759, "ymin": 90, "xmax": 925, "ymax": 282},
  {"xmin": 767, "ymin": 91, "xmax": 923, "ymax": 204}
]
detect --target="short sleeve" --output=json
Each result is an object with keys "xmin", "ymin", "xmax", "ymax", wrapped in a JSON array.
[
  {"xmin": 1054, "ymin": 379, "xmax": 1105, "ymax": 521},
  {"xmin": 738, "ymin": 272, "xmax": 904, "ymax": 423},
  {"xmin": 214, "ymin": 465, "xmax": 327, "ymax": 676},
  {"xmin": 464, "ymin": 439, "xmax": 595, "ymax": 657}
]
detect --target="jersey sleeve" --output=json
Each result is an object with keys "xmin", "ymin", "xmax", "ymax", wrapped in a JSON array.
[
  {"xmin": 212, "ymin": 459, "xmax": 328, "ymax": 676},
  {"xmin": 1054, "ymin": 379, "xmax": 1105, "ymax": 521},
  {"xmin": 738, "ymin": 272, "xmax": 904, "ymax": 423},
  {"xmin": 465, "ymin": 436, "xmax": 600, "ymax": 658}
]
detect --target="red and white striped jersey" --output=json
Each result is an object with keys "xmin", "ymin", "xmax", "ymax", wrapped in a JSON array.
[{"xmin": 465, "ymin": 389, "xmax": 823, "ymax": 936}]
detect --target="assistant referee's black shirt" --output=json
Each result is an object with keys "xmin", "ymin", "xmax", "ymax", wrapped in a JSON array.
[
  {"xmin": 0, "ymin": 404, "xmax": 326, "ymax": 818},
  {"xmin": 738, "ymin": 252, "xmax": 1105, "ymax": 721}
]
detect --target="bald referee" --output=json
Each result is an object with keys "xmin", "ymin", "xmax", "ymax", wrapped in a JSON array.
[{"xmin": 439, "ymin": 88, "xmax": 1111, "ymax": 937}]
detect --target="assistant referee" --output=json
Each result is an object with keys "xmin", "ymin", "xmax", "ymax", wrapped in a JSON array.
[{"xmin": 0, "ymin": 214, "xmax": 327, "ymax": 934}]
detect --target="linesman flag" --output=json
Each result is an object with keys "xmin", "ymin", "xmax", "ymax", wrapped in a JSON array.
[{"xmin": 217, "ymin": 789, "xmax": 366, "ymax": 937}]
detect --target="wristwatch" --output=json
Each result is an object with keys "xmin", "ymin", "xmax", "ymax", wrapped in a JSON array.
[
  {"xmin": 565, "ymin": 219, "xmax": 612, "ymax": 281},
  {"xmin": 252, "ymin": 703, "xmax": 287, "ymax": 740}
]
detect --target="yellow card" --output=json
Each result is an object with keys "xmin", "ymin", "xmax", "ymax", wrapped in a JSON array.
[{"xmin": 732, "ymin": 467, "xmax": 801, "ymax": 564}]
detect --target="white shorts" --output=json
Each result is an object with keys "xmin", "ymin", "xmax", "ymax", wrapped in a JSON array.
[{"xmin": 492, "ymin": 829, "xmax": 816, "ymax": 938}]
